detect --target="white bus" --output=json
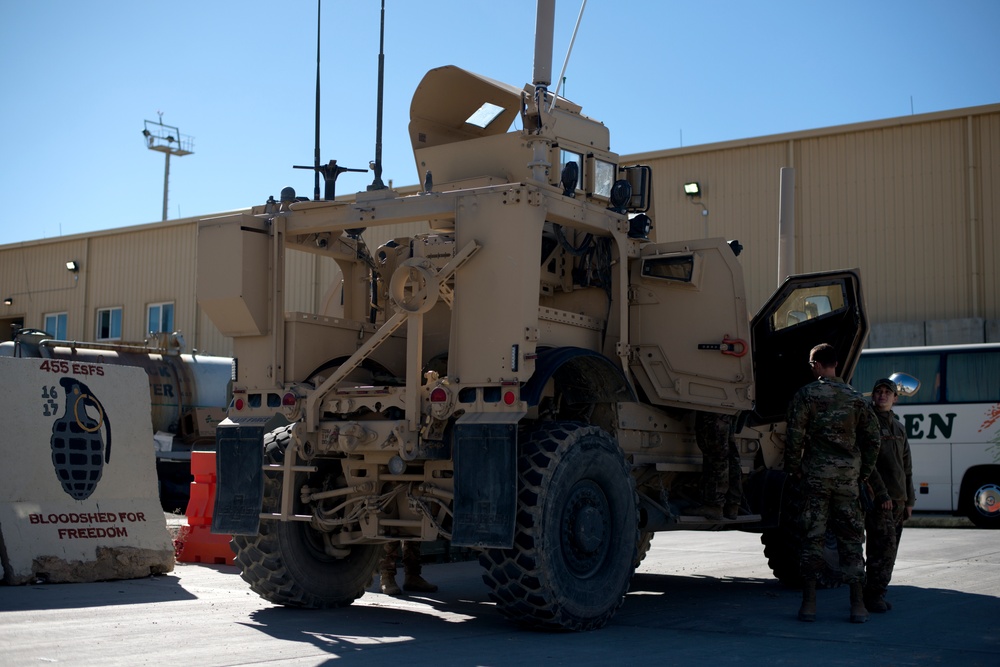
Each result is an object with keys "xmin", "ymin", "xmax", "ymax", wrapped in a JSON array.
[{"xmin": 852, "ymin": 343, "xmax": 1000, "ymax": 528}]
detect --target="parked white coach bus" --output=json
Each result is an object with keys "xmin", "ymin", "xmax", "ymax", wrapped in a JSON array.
[{"xmin": 852, "ymin": 343, "xmax": 1000, "ymax": 528}]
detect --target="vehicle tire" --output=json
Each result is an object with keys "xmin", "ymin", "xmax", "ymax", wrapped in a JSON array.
[
  {"xmin": 962, "ymin": 470, "xmax": 1000, "ymax": 529},
  {"xmin": 634, "ymin": 531, "xmax": 654, "ymax": 570},
  {"xmin": 231, "ymin": 425, "xmax": 381, "ymax": 608},
  {"xmin": 479, "ymin": 422, "xmax": 639, "ymax": 631},
  {"xmin": 760, "ymin": 478, "xmax": 843, "ymax": 589}
]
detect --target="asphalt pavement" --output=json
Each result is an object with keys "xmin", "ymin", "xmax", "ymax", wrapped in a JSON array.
[{"xmin": 1, "ymin": 521, "xmax": 996, "ymax": 667}]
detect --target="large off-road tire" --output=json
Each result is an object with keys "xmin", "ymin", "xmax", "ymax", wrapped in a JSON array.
[
  {"xmin": 479, "ymin": 422, "xmax": 639, "ymax": 631},
  {"xmin": 961, "ymin": 469, "xmax": 1000, "ymax": 529},
  {"xmin": 760, "ymin": 477, "xmax": 843, "ymax": 589},
  {"xmin": 634, "ymin": 531, "xmax": 653, "ymax": 570},
  {"xmin": 231, "ymin": 425, "xmax": 381, "ymax": 608}
]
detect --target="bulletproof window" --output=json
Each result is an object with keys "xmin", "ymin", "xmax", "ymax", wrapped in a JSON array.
[
  {"xmin": 642, "ymin": 255, "xmax": 694, "ymax": 282},
  {"xmin": 770, "ymin": 284, "xmax": 845, "ymax": 331},
  {"xmin": 466, "ymin": 102, "xmax": 505, "ymax": 129}
]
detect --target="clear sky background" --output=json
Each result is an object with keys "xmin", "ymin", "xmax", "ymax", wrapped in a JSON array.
[{"xmin": 1, "ymin": 0, "xmax": 997, "ymax": 245}]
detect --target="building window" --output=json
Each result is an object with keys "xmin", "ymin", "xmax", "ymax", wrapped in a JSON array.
[
  {"xmin": 147, "ymin": 302, "xmax": 174, "ymax": 335},
  {"xmin": 43, "ymin": 312, "xmax": 68, "ymax": 340},
  {"xmin": 96, "ymin": 307, "xmax": 123, "ymax": 340}
]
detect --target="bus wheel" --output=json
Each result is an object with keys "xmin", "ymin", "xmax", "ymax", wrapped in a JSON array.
[{"xmin": 964, "ymin": 471, "xmax": 1000, "ymax": 529}]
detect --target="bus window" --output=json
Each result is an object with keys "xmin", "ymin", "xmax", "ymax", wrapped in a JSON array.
[
  {"xmin": 853, "ymin": 352, "xmax": 942, "ymax": 404},
  {"xmin": 946, "ymin": 351, "xmax": 1000, "ymax": 403}
]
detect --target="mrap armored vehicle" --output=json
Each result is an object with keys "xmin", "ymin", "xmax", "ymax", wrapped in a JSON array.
[{"xmin": 199, "ymin": 1, "xmax": 867, "ymax": 631}]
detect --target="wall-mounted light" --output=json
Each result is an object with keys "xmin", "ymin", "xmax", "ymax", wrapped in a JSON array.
[
  {"xmin": 66, "ymin": 260, "xmax": 79, "ymax": 272},
  {"xmin": 3, "ymin": 297, "xmax": 12, "ymax": 306},
  {"xmin": 684, "ymin": 182, "xmax": 702, "ymax": 197}
]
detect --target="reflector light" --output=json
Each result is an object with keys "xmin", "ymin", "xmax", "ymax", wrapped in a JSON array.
[
  {"xmin": 282, "ymin": 392, "xmax": 297, "ymax": 407},
  {"xmin": 234, "ymin": 398, "xmax": 245, "ymax": 411},
  {"xmin": 503, "ymin": 391, "xmax": 516, "ymax": 406},
  {"xmin": 430, "ymin": 387, "xmax": 448, "ymax": 403}
]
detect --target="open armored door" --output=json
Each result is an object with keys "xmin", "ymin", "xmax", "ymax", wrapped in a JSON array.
[
  {"xmin": 628, "ymin": 238, "xmax": 753, "ymax": 413},
  {"xmin": 749, "ymin": 269, "xmax": 869, "ymax": 425}
]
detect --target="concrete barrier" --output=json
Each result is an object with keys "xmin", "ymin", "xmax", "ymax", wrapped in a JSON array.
[{"xmin": 0, "ymin": 357, "xmax": 174, "ymax": 584}]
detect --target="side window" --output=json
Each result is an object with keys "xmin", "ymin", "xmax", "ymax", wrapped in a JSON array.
[
  {"xmin": 641, "ymin": 255, "xmax": 695, "ymax": 282},
  {"xmin": 147, "ymin": 302, "xmax": 175, "ymax": 335},
  {"xmin": 946, "ymin": 352, "xmax": 1000, "ymax": 403},
  {"xmin": 770, "ymin": 285, "xmax": 845, "ymax": 331},
  {"xmin": 854, "ymin": 352, "xmax": 942, "ymax": 404},
  {"xmin": 43, "ymin": 312, "xmax": 68, "ymax": 339},
  {"xmin": 96, "ymin": 307, "xmax": 123, "ymax": 341}
]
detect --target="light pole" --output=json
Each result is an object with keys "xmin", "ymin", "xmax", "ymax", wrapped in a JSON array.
[{"xmin": 142, "ymin": 116, "xmax": 194, "ymax": 221}]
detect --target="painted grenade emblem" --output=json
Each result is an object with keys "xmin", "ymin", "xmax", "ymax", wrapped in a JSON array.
[{"xmin": 50, "ymin": 377, "xmax": 112, "ymax": 500}]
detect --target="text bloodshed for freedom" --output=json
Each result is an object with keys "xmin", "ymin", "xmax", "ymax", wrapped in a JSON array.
[{"xmin": 28, "ymin": 512, "xmax": 147, "ymax": 539}]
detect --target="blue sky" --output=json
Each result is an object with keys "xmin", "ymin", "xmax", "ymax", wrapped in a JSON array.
[{"xmin": 1, "ymin": 0, "xmax": 997, "ymax": 245}]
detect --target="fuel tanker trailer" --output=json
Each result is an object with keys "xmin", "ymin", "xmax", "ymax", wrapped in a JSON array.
[{"xmin": 1, "ymin": 328, "xmax": 234, "ymax": 509}]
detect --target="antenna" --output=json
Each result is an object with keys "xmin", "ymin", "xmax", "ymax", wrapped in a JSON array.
[
  {"xmin": 368, "ymin": 0, "xmax": 387, "ymax": 191},
  {"xmin": 313, "ymin": 0, "xmax": 321, "ymax": 201},
  {"xmin": 549, "ymin": 0, "xmax": 587, "ymax": 112},
  {"xmin": 293, "ymin": 0, "xmax": 366, "ymax": 200}
]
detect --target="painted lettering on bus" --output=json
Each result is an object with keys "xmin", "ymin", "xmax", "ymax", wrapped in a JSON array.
[{"xmin": 905, "ymin": 413, "xmax": 957, "ymax": 440}]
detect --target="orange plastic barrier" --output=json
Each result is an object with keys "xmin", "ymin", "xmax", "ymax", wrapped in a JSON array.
[{"xmin": 174, "ymin": 451, "xmax": 235, "ymax": 565}]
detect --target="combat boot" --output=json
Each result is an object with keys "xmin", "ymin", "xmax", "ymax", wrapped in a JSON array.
[
  {"xmin": 380, "ymin": 572, "xmax": 402, "ymax": 596},
  {"xmin": 403, "ymin": 574, "xmax": 438, "ymax": 593},
  {"xmin": 688, "ymin": 504, "xmax": 724, "ymax": 520},
  {"xmin": 849, "ymin": 583, "xmax": 870, "ymax": 623},
  {"xmin": 723, "ymin": 502, "xmax": 740, "ymax": 520},
  {"xmin": 798, "ymin": 580, "xmax": 817, "ymax": 622},
  {"xmin": 864, "ymin": 587, "xmax": 889, "ymax": 613}
]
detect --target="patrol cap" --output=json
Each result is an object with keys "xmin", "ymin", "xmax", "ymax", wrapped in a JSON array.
[{"xmin": 872, "ymin": 378, "xmax": 898, "ymax": 395}]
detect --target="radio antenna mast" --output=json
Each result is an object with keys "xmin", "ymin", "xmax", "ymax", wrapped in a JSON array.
[
  {"xmin": 368, "ymin": 0, "xmax": 387, "ymax": 191},
  {"xmin": 293, "ymin": 0, "xmax": 366, "ymax": 200},
  {"xmin": 312, "ymin": 0, "xmax": 321, "ymax": 201}
]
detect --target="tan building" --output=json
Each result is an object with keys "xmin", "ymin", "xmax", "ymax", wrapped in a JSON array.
[{"xmin": 2, "ymin": 103, "xmax": 998, "ymax": 353}]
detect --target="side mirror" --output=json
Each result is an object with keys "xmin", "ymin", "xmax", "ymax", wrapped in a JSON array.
[
  {"xmin": 889, "ymin": 372, "xmax": 921, "ymax": 397},
  {"xmin": 621, "ymin": 165, "xmax": 651, "ymax": 213}
]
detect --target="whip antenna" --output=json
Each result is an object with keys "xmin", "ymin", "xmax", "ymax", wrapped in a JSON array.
[{"xmin": 369, "ymin": 0, "xmax": 387, "ymax": 190}]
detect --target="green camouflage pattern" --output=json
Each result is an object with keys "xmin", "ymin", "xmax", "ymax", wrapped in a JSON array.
[
  {"xmin": 784, "ymin": 377, "xmax": 880, "ymax": 481},
  {"xmin": 785, "ymin": 376, "xmax": 881, "ymax": 584},
  {"xmin": 864, "ymin": 408, "xmax": 914, "ymax": 598},
  {"xmin": 695, "ymin": 411, "xmax": 742, "ymax": 508}
]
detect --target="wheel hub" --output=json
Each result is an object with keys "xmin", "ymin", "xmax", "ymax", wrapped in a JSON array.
[
  {"xmin": 561, "ymin": 480, "xmax": 610, "ymax": 576},
  {"xmin": 974, "ymin": 483, "xmax": 1000, "ymax": 516}
]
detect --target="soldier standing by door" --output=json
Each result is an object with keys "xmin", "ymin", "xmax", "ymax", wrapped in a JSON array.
[{"xmin": 784, "ymin": 343, "xmax": 881, "ymax": 624}]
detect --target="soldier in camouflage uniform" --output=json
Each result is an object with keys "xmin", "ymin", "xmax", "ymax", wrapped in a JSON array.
[
  {"xmin": 690, "ymin": 411, "xmax": 743, "ymax": 520},
  {"xmin": 379, "ymin": 541, "xmax": 437, "ymax": 596},
  {"xmin": 863, "ymin": 378, "xmax": 915, "ymax": 613},
  {"xmin": 784, "ymin": 343, "xmax": 880, "ymax": 624}
]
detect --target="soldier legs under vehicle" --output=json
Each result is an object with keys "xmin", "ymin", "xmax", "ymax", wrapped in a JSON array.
[
  {"xmin": 379, "ymin": 541, "xmax": 438, "ymax": 596},
  {"xmin": 864, "ymin": 502, "xmax": 904, "ymax": 612},
  {"xmin": 799, "ymin": 475, "xmax": 868, "ymax": 623},
  {"xmin": 691, "ymin": 412, "xmax": 743, "ymax": 520}
]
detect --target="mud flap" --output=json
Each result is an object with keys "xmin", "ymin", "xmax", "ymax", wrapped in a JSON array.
[
  {"xmin": 211, "ymin": 422, "xmax": 264, "ymax": 535},
  {"xmin": 451, "ymin": 415, "xmax": 519, "ymax": 548}
]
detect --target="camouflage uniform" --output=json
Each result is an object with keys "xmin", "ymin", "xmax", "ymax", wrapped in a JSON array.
[
  {"xmin": 695, "ymin": 411, "xmax": 742, "ymax": 514},
  {"xmin": 864, "ymin": 407, "xmax": 915, "ymax": 602},
  {"xmin": 380, "ymin": 540, "xmax": 424, "ymax": 578},
  {"xmin": 785, "ymin": 377, "xmax": 880, "ymax": 584}
]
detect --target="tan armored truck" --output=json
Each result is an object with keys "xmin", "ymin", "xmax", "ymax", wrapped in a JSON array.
[{"xmin": 198, "ymin": 1, "xmax": 867, "ymax": 631}]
